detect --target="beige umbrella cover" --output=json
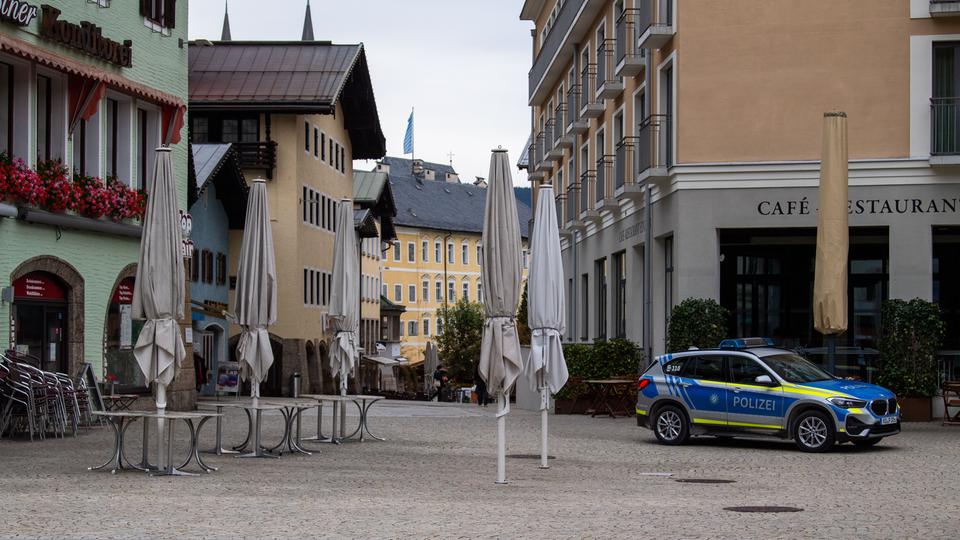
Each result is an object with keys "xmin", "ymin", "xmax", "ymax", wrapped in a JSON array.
[
  {"xmin": 132, "ymin": 147, "xmax": 185, "ymax": 410},
  {"xmin": 479, "ymin": 148, "xmax": 523, "ymax": 485},
  {"xmin": 235, "ymin": 179, "xmax": 278, "ymax": 398},
  {"xmin": 479, "ymin": 149, "xmax": 524, "ymax": 395},
  {"xmin": 813, "ymin": 112, "xmax": 849, "ymax": 335},
  {"xmin": 328, "ymin": 199, "xmax": 359, "ymax": 396}
]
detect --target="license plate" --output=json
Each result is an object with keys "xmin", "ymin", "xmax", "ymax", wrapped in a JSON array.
[{"xmin": 881, "ymin": 416, "xmax": 898, "ymax": 425}]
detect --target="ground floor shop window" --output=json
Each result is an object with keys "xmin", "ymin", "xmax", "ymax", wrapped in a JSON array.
[
  {"xmin": 934, "ymin": 226, "xmax": 960, "ymax": 350},
  {"xmin": 719, "ymin": 227, "xmax": 888, "ymax": 351},
  {"xmin": 104, "ymin": 277, "xmax": 145, "ymax": 390},
  {"xmin": 11, "ymin": 272, "xmax": 68, "ymax": 373},
  {"xmin": 613, "ymin": 251, "xmax": 626, "ymax": 338},
  {"xmin": 595, "ymin": 258, "xmax": 608, "ymax": 340},
  {"xmin": 580, "ymin": 273, "xmax": 589, "ymax": 340}
]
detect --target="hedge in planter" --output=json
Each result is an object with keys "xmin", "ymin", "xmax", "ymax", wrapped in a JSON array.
[
  {"xmin": 876, "ymin": 299, "xmax": 944, "ymax": 405},
  {"xmin": 667, "ymin": 298, "xmax": 730, "ymax": 353},
  {"xmin": 555, "ymin": 339, "xmax": 644, "ymax": 410}
]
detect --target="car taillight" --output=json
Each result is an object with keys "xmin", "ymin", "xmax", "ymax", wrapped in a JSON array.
[{"xmin": 638, "ymin": 378, "xmax": 650, "ymax": 390}]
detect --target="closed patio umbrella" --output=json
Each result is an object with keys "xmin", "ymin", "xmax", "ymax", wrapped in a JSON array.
[
  {"xmin": 132, "ymin": 147, "xmax": 185, "ymax": 412},
  {"xmin": 524, "ymin": 183, "xmax": 568, "ymax": 470},
  {"xmin": 234, "ymin": 179, "xmax": 277, "ymax": 399},
  {"xmin": 424, "ymin": 342, "xmax": 439, "ymax": 396},
  {"xmin": 329, "ymin": 199, "xmax": 359, "ymax": 397},
  {"xmin": 813, "ymin": 112, "xmax": 849, "ymax": 373},
  {"xmin": 479, "ymin": 148, "xmax": 524, "ymax": 485},
  {"xmin": 132, "ymin": 147, "xmax": 184, "ymax": 470}
]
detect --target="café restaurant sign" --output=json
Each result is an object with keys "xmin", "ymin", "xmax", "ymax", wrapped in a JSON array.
[
  {"xmin": 39, "ymin": 5, "xmax": 133, "ymax": 68},
  {"xmin": 0, "ymin": 0, "xmax": 39, "ymax": 26},
  {"xmin": 757, "ymin": 197, "xmax": 960, "ymax": 216}
]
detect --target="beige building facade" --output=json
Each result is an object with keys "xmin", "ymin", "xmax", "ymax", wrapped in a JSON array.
[
  {"xmin": 522, "ymin": 0, "xmax": 960, "ymax": 371},
  {"xmin": 189, "ymin": 30, "xmax": 385, "ymax": 395}
]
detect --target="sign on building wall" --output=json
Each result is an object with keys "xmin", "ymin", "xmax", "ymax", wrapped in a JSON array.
[
  {"xmin": 38, "ymin": 5, "xmax": 133, "ymax": 68},
  {"xmin": 0, "ymin": 0, "xmax": 39, "ymax": 26}
]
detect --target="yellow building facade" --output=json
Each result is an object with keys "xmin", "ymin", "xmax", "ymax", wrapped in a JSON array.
[{"xmin": 376, "ymin": 157, "xmax": 531, "ymax": 366}]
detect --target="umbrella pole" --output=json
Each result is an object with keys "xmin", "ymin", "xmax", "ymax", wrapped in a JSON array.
[
  {"xmin": 156, "ymin": 382, "xmax": 167, "ymax": 470},
  {"xmin": 539, "ymin": 373, "xmax": 549, "ymax": 470},
  {"xmin": 496, "ymin": 390, "xmax": 507, "ymax": 485},
  {"xmin": 340, "ymin": 374, "xmax": 347, "ymax": 439},
  {"xmin": 826, "ymin": 334, "xmax": 837, "ymax": 375}
]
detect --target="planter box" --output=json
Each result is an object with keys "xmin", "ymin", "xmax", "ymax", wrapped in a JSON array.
[
  {"xmin": 899, "ymin": 396, "xmax": 933, "ymax": 422},
  {"xmin": 555, "ymin": 397, "xmax": 592, "ymax": 415}
]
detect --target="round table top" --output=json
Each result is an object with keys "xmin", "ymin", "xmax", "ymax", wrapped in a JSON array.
[
  {"xmin": 93, "ymin": 410, "xmax": 222, "ymax": 419},
  {"xmin": 301, "ymin": 394, "xmax": 385, "ymax": 402},
  {"xmin": 197, "ymin": 400, "xmax": 286, "ymax": 411}
]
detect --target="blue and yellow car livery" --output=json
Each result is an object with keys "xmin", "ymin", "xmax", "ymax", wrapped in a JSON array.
[{"xmin": 636, "ymin": 339, "xmax": 900, "ymax": 452}]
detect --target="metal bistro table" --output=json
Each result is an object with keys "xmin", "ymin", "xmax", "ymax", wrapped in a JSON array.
[
  {"xmin": 300, "ymin": 394, "xmax": 385, "ymax": 444},
  {"xmin": 89, "ymin": 410, "xmax": 221, "ymax": 476},
  {"xmin": 198, "ymin": 400, "xmax": 287, "ymax": 458}
]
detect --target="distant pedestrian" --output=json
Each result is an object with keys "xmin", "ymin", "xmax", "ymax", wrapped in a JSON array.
[
  {"xmin": 474, "ymin": 365, "xmax": 489, "ymax": 407},
  {"xmin": 433, "ymin": 364, "xmax": 448, "ymax": 402}
]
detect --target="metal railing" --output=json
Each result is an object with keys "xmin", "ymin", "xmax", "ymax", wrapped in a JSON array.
[
  {"xmin": 580, "ymin": 63, "xmax": 599, "ymax": 108},
  {"xmin": 931, "ymin": 97, "xmax": 960, "ymax": 155},
  {"xmin": 595, "ymin": 155, "xmax": 613, "ymax": 203},
  {"xmin": 616, "ymin": 8, "xmax": 643, "ymax": 64},
  {"xmin": 579, "ymin": 169, "xmax": 595, "ymax": 211},
  {"xmin": 597, "ymin": 39, "xmax": 618, "ymax": 89},
  {"xmin": 234, "ymin": 141, "xmax": 278, "ymax": 179},
  {"xmin": 529, "ymin": 0, "xmax": 585, "ymax": 98},
  {"xmin": 566, "ymin": 184, "xmax": 579, "ymax": 222},
  {"xmin": 615, "ymin": 136, "xmax": 637, "ymax": 190},
  {"xmin": 567, "ymin": 84, "xmax": 582, "ymax": 127},
  {"xmin": 637, "ymin": 114, "xmax": 669, "ymax": 174},
  {"xmin": 554, "ymin": 101, "xmax": 566, "ymax": 146},
  {"xmin": 638, "ymin": 0, "xmax": 672, "ymax": 36},
  {"xmin": 544, "ymin": 119, "xmax": 556, "ymax": 152},
  {"xmin": 527, "ymin": 141, "xmax": 537, "ymax": 171},
  {"xmin": 535, "ymin": 131, "xmax": 547, "ymax": 166},
  {"xmin": 555, "ymin": 192, "xmax": 566, "ymax": 225}
]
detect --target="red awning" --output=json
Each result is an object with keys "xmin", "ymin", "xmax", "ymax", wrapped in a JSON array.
[{"xmin": 0, "ymin": 32, "xmax": 184, "ymax": 110}]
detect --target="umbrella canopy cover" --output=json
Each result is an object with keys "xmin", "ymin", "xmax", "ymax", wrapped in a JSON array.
[
  {"xmin": 814, "ymin": 112, "xmax": 849, "ymax": 335},
  {"xmin": 329, "ymin": 199, "xmax": 360, "ymax": 394},
  {"xmin": 524, "ymin": 184, "xmax": 568, "ymax": 393},
  {"xmin": 479, "ymin": 150, "xmax": 524, "ymax": 394},
  {"xmin": 424, "ymin": 342, "xmax": 439, "ymax": 392},
  {"xmin": 234, "ymin": 179, "xmax": 278, "ymax": 389},
  {"xmin": 132, "ymin": 148, "xmax": 185, "ymax": 404}
]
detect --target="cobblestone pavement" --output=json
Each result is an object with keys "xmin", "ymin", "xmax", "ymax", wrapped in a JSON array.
[{"xmin": 0, "ymin": 401, "xmax": 957, "ymax": 539}]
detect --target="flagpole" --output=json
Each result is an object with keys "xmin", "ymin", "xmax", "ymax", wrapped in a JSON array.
[{"xmin": 411, "ymin": 106, "xmax": 415, "ymax": 163}]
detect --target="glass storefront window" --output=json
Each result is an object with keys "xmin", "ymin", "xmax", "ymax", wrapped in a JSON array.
[{"xmin": 104, "ymin": 277, "xmax": 145, "ymax": 390}]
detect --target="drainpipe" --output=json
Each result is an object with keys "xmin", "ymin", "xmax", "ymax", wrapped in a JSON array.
[
  {"xmin": 642, "ymin": 42, "xmax": 654, "ymax": 365},
  {"xmin": 571, "ymin": 43, "xmax": 580, "ymax": 343}
]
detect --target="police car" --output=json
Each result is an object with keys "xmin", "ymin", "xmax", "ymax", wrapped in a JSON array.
[{"xmin": 636, "ymin": 338, "xmax": 900, "ymax": 452}]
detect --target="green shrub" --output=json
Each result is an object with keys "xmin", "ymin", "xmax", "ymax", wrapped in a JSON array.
[
  {"xmin": 667, "ymin": 298, "xmax": 730, "ymax": 352},
  {"xmin": 876, "ymin": 299, "xmax": 944, "ymax": 398},
  {"xmin": 556, "ymin": 338, "xmax": 644, "ymax": 400}
]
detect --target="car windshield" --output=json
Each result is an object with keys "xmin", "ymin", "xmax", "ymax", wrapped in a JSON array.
[{"xmin": 761, "ymin": 354, "xmax": 834, "ymax": 383}]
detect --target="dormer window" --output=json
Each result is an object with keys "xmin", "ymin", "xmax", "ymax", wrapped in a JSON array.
[{"xmin": 424, "ymin": 169, "xmax": 435, "ymax": 180}]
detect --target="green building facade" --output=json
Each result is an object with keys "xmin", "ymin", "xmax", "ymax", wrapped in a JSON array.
[{"xmin": 0, "ymin": 0, "xmax": 189, "ymax": 387}]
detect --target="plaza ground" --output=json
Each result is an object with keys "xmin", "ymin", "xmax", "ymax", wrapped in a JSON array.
[{"xmin": 0, "ymin": 400, "xmax": 956, "ymax": 539}]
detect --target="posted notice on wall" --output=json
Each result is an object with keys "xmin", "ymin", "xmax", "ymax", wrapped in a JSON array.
[
  {"xmin": 119, "ymin": 304, "xmax": 132, "ymax": 349},
  {"xmin": 217, "ymin": 361, "xmax": 240, "ymax": 394}
]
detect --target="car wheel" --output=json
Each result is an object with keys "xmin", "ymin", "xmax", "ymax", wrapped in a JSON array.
[
  {"xmin": 851, "ymin": 438, "xmax": 882, "ymax": 447},
  {"xmin": 793, "ymin": 410, "xmax": 835, "ymax": 453},
  {"xmin": 653, "ymin": 405, "xmax": 689, "ymax": 445}
]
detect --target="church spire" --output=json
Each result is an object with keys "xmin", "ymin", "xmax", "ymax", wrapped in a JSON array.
[
  {"xmin": 301, "ymin": 0, "xmax": 315, "ymax": 41},
  {"xmin": 220, "ymin": 0, "xmax": 232, "ymax": 41}
]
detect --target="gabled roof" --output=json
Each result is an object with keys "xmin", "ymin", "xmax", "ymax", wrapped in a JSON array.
[
  {"xmin": 380, "ymin": 156, "xmax": 531, "ymax": 238},
  {"xmin": 189, "ymin": 143, "xmax": 248, "ymax": 229},
  {"xmin": 380, "ymin": 295, "xmax": 406, "ymax": 313},
  {"xmin": 188, "ymin": 41, "xmax": 386, "ymax": 159},
  {"xmin": 353, "ymin": 169, "xmax": 397, "ymax": 242}
]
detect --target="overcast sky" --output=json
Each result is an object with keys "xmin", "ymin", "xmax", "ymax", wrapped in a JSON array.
[{"xmin": 188, "ymin": 0, "xmax": 531, "ymax": 186}]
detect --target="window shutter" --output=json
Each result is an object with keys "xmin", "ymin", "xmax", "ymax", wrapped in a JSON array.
[
  {"xmin": 163, "ymin": 0, "xmax": 176, "ymax": 29},
  {"xmin": 140, "ymin": 0, "xmax": 151, "ymax": 17}
]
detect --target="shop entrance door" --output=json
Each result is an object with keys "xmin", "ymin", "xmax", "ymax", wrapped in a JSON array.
[{"xmin": 15, "ymin": 302, "xmax": 67, "ymax": 373}]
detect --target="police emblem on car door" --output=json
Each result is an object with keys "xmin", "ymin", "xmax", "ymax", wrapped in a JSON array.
[{"xmin": 724, "ymin": 354, "xmax": 784, "ymax": 430}]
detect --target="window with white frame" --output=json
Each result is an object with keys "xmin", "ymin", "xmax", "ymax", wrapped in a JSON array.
[
  {"xmin": 422, "ymin": 280, "xmax": 429, "ymax": 303},
  {"xmin": 434, "ymin": 241, "xmax": 441, "ymax": 263},
  {"xmin": 393, "ymin": 242, "xmax": 400, "ymax": 261},
  {"xmin": 447, "ymin": 242, "xmax": 454, "ymax": 263},
  {"xmin": 461, "ymin": 243, "xmax": 469, "ymax": 265},
  {"xmin": 423, "ymin": 319, "xmax": 431, "ymax": 336},
  {"xmin": 447, "ymin": 280, "xmax": 456, "ymax": 302},
  {"xmin": 477, "ymin": 281, "xmax": 483, "ymax": 301},
  {"xmin": 435, "ymin": 280, "xmax": 442, "ymax": 303},
  {"xmin": 462, "ymin": 281, "xmax": 469, "ymax": 301},
  {"xmin": 408, "ymin": 320, "xmax": 418, "ymax": 337},
  {"xmin": 408, "ymin": 284, "xmax": 417, "ymax": 303},
  {"xmin": 421, "ymin": 240, "xmax": 428, "ymax": 261},
  {"xmin": 381, "ymin": 283, "xmax": 387, "ymax": 298},
  {"xmin": 407, "ymin": 242, "xmax": 415, "ymax": 263},
  {"xmin": 476, "ymin": 243, "xmax": 482, "ymax": 266},
  {"xmin": 394, "ymin": 284, "xmax": 402, "ymax": 302}
]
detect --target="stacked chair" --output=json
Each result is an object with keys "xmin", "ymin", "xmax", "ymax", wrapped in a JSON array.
[{"xmin": 0, "ymin": 351, "xmax": 90, "ymax": 440}]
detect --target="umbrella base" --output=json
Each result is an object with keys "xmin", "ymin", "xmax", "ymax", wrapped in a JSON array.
[
  {"xmin": 494, "ymin": 481, "xmax": 509, "ymax": 485},
  {"xmin": 151, "ymin": 467, "xmax": 198, "ymax": 477},
  {"xmin": 237, "ymin": 449, "xmax": 280, "ymax": 459}
]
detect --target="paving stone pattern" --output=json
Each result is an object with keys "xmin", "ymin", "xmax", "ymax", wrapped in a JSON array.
[{"xmin": 0, "ymin": 401, "xmax": 956, "ymax": 539}]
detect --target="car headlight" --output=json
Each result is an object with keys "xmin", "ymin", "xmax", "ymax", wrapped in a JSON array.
[{"xmin": 827, "ymin": 396, "xmax": 868, "ymax": 409}]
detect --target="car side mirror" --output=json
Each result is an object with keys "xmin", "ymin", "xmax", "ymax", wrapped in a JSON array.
[{"xmin": 755, "ymin": 374, "xmax": 776, "ymax": 386}]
